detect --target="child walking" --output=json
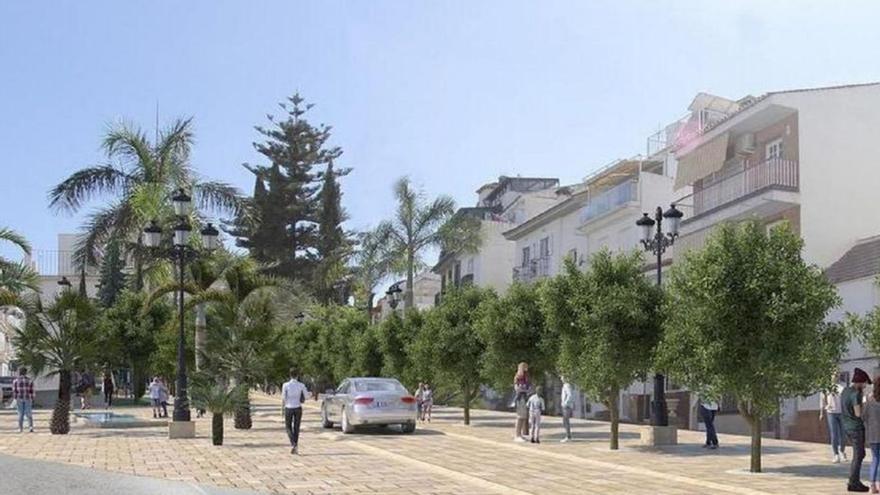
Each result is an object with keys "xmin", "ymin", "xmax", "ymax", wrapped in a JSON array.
[
  {"xmin": 527, "ymin": 386, "xmax": 545, "ymax": 444},
  {"xmin": 421, "ymin": 383, "xmax": 434, "ymax": 422}
]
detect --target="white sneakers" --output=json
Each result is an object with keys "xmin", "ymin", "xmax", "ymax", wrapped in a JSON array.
[
  {"xmin": 514, "ymin": 436, "xmax": 527, "ymax": 443},
  {"xmin": 560, "ymin": 438, "xmax": 570, "ymax": 443},
  {"xmin": 833, "ymin": 454, "xmax": 841, "ymax": 464}
]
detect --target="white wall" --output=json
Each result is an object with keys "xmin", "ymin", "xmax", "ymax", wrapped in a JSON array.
[
  {"xmin": 776, "ymin": 85, "xmax": 880, "ymax": 267},
  {"xmin": 475, "ymin": 221, "xmax": 516, "ymax": 293}
]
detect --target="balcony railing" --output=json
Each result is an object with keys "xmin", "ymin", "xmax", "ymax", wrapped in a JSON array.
[
  {"xmin": 693, "ymin": 158, "xmax": 798, "ymax": 217},
  {"xmin": 513, "ymin": 257, "xmax": 551, "ymax": 283},
  {"xmin": 579, "ymin": 180, "xmax": 638, "ymax": 225},
  {"xmin": 22, "ymin": 250, "xmax": 98, "ymax": 277}
]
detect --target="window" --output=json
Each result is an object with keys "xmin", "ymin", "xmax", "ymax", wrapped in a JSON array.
[
  {"xmin": 766, "ymin": 138, "xmax": 783, "ymax": 160},
  {"xmin": 539, "ymin": 237, "xmax": 550, "ymax": 258},
  {"xmin": 466, "ymin": 258, "xmax": 474, "ymax": 273},
  {"xmin": 521, "ymin": 246, "xmax": 531, "ymax": 267},
  {"xmin": 567, "ymin": 248, "xmax": 578, "ymax": 263},
  {"xmin": 453, "ymin": 262, "xmax": 461, "ymax": 286}
]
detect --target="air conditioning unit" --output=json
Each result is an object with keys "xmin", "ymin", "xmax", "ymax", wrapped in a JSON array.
[{"xmin": 734, "ymin": 133, "xmax": 756, "ymax": 155}]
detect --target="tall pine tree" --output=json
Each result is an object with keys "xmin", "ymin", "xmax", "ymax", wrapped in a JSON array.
[
  {"xmin": 313, "ymin": 161, "xmax": 353, "ymax": 304},
  {"xmin": 228, "ymin": 94, "xmax": 342, "ymax": 283},
  {"xmin": 97, "ymin": 237, "xmax": 127, "ymax": 307}
]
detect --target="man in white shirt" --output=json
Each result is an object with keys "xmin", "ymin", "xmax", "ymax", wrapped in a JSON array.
[
  {"xmin": 560, "ymin": 376, "xmax": 575, "ymax": 443},
  {"xmin": 700, "ymin": 397, "xmax": 720, "ymax": 449},
  {"xmin": 282, "ymin": 367, "xmax": 308, "ymax": 454}
]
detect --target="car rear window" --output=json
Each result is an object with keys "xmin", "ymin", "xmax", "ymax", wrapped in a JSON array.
[{"xmin": 353, "ymin": 380, "xmax": 406, "ymax": 393}]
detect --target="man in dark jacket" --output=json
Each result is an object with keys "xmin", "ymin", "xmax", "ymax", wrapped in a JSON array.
[{"xmin": 842, "ymin": 367, "xmax": 871, "ymax": 492}]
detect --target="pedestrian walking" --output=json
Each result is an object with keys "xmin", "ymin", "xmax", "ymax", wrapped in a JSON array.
[
  {"xmin": 700, "ymin": 396, "xmax": 719, "ymax": 449},
  {"xmin": 421, "ymin": 383, "xmax": 433, "ymax": 422},
  {"xmin": 560, "ymin": 375, "xmax": 574, "ymax": 443},
  {"xmin": 80, "ymin": 370, "xmax": 96, "ymax": 410},
  {"xmin": 821, "ymin": 373, "xmax": 848, "ymax": 463},
  {"xmin": 12, "ymin": 367, "xmax": 35, "ymax": 433},
  {"xmin": 282, "ymin": 367, "xmax": 308, "ymax": 455},
  {"xmin": 843, "ymin": 367, "xmax": 871, "ymax": 492},
  {"xmin": 415, "ymin": 382, "xmax": 425, "ymax": 421},
  {"xmin": 527, "ymin": 386, "xmax": 545, "ymax": 444},
  {"xmin": 102, "ymin": 370, "xmax": 115, "ymax": 408},
  {"xmin": 513, "ymin": 362, "xmax": 531, "ymax": 442},
  {"xmin": 148, "ymin": 377, "xmax": 163, "ymax": 418},
  {"xmin": 158, "ymin": 378, "xmax": 169, "ymax": 418},
  {"xmin": 861, "ymin": 375, "xmax": 880, "ymax": 494}
]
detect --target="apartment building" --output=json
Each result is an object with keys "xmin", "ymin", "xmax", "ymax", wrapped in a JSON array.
[
  {"xmin": 432, "ymin": 176, "xmax": 561, "ymax": 296},
  {"xmin": 669, "ymin": 82, "xmax": 880, "ymax": 440}
]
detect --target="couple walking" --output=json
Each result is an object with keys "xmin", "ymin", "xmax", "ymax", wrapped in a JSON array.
[{"xmin": 827, "ymin": 368, "xmax": 880, "ymax": 493}]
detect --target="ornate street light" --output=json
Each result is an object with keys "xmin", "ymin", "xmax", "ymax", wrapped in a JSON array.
[
  {"xmin": 636, "ymin": 203, "xmax": 684, "ymax": 427},
  {"xmin": 57, "ymin": 276, "xmax": 72, "ymax": 290},
  {"xmin": 142, "ymin": 189, "xmax": 218, "ymax": 430},
  {"xmin": 386, "ymin": 285, "xmax": 403, "ymax": 310}
]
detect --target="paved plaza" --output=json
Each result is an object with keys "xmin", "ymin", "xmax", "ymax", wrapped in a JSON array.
[{"xmin": 0, "ymin": 394, "xmax": 862, "ymax": 494}]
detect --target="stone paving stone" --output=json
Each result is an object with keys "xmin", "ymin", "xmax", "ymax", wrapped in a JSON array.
[{"xmin": 0, "ymin": 394, "xmax": 865, "ymax": 494}]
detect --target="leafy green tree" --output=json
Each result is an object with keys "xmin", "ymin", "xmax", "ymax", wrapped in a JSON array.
[
  {"xmin": 13, "ymin": 292, "xmax": 99, "ymax": 434},
  {"xmin": 351, "ymin": 230, "xmax": 391, "ymax": 317},
  {"xmin": 852, "ymin": 280, "xmax": 880, "ymax": 357},
  {"xmin": 96, "ymin": 237, "xmax": 127, "ymax": 307},
  {"xmin": 377, "ymin": 310, "xmax": 423, "ymax": 387},
  {"xmin": 476, "ymin": 281, "xmax": 556, "ymax": 393},
  {"xmin": 657, "ymin": 222, "xmax": 845, "ymax": 472},
  {"xmin": 228, "ymin": 94, "xmax": 341, "ymax": 283},
  {"xmin": 412, "ymin": 286, "xmax": 493, "ymax": 424},
  {"xmin": 313, "ymin": 162, "xmax": 354, "ymax": 304},
  {"xmin": 0, "ymin": 227, "xmax": 39, "ymax": 306},
  {"xmin": 540, "ymin": 252, "xmax": 662, "ymax": 450},
  {"xmin": 48, "ymin": 118, "xmax": 243, "ymax": 289},
  {"xmin": 376, "ymin": 177, "xmax": 456, "ymax": 310},
  {"xmin": 97, "ymin": 290, "xmax": 173, "ymax": 400}
]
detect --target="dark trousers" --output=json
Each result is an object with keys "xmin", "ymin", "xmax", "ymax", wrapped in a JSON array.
[
  {"xmin": 847, "ymin": 429, "xmax": 867, "ymax": 486},
  {"xmin": 285, "ymin": 407, "xmax": 303, "ymax": 447},
  {"xmin": 104, "ymin": 388, "xmax": 113, "ymax": 407},
  {"xmin": 700, "ymin": 406, "xmax": 718, "ymax": 446}
]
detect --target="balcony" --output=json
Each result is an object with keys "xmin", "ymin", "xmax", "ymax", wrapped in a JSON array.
[
  {"xmin": 22, "ymin": 250, "xmax": 99, "ymax": 277},
  {"xmin": 579, "ymin": 180, "xmax": 638, "ymax": 225},
  {"xmin": 692, "ymin": 158, "xmax": 798, "ymax": 218},
  {"xmin": 513, "ymin": 257, "xmax": 551, "ymax": 284}
]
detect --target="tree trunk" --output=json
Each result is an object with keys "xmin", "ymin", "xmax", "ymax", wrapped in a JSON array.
[
  {"xmin": 463, "ymin": 383, "xmax": 471, "ymax": 425},
  {"xmin": 405, "ymin": 251, "xmax": 414, "ymax": 310},
  {"xmin": 608, "ymin": 387, "xmax": 620, "ymax": 450},
  {"xmin": 194, "ymin": 303, "xmax": 207, "ymax": 371},
  {"xmin": 132, "ymin": 361, "xmax": 146, "ymax": 402},
  {"xmin": 134, "ymin": 237, "xmax": 144, "ymax": 292},
  {"xmin": 234, "ymin": 395, "xmax": 252, "ymax": 430},
  {"xmin": 51, "ymin": 370, "xmax": 71, "ymax": 435},
  {"xmin": 366, "ymin": 292, "xmax": 374, "ymax": 322},
  {"xmin": 749, "ymin": 413, "xmax": 762, "ymax": 473},
  {"xmin": 212, "ymin": 413, "xmax": 224, "ymax": 445}
]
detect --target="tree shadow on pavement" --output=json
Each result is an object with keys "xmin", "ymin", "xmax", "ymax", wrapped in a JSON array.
[
  {"xmin": 762, "ymin": 463, "xmax": 857, "ymax": 479},
  {"xmin": 632, "ymin": 443, "xmax": 802, "ymax": 457}
]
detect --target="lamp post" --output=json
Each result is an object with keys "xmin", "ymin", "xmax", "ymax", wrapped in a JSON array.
[
  {"xmin": 142, "ymin": 189, "xmax": 219, "ymax": 425},
  {"xmin": 636, "ymin": 204, "xmax": 683, "ymax": 427},
  {"xmin": 57, "ymin": 276, "xmax": 72, "ymax": 292},
  {"xmin": 386, "ymin": 285, "xmax": 403, "ymax": 310}
]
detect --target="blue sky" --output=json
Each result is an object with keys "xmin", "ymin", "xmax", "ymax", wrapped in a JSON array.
[{"xmin": 2, "ymin": 1, "xmax": 880, "ymax": 261}]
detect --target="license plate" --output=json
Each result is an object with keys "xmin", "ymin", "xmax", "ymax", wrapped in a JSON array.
[{"xmin": 374, "ymin": 401, "xmax": 389, "ymax": 408}]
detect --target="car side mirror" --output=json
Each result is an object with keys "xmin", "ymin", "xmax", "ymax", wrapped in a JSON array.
[{"xmin": 325, "ymin": 388, "xmax": 336, "ymax": 396}]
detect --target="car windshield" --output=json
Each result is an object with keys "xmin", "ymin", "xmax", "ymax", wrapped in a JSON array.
[{"xmin": 352, "ymin": 380, "xmax": 406, "ymax": 393}]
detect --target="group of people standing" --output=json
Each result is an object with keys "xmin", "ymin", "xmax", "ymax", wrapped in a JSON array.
[
  {"xmin": 512, "ymin": 362, "xmax": 569, "ymax": 444},
  {"xmin": 148, "ymin": 376, "xmax": 170, "ymax": 418}
]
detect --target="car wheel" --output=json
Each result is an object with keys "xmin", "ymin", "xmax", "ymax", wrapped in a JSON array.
[
  {"xmin": 401, "ymin": 421, "xmax": 416, "ymax": 434},
  {"xmin": 321, "ymin": 405, "xmax": 333, "ymax": 429},
  {"xmin": 341, "ymin": 408, "xmax": 355, "ymax": 434}
]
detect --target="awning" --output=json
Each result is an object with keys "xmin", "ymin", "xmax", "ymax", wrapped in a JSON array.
[{"xmin": 674, "ymin": 132, "xmax": 730, "ymax": 189}]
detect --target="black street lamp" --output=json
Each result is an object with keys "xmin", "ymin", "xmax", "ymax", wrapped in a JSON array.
[
  {"xmin": 636, "ymin": 204, "xmax": 683, "ymax": 427},
  {"xmin": 386, "ymin": 285, "xmax": 403, "ymax": 310},
  {"xmin": 142, "ymin": 189, "xmax": 219, "ymax": 425},
  {"xmin": 57, "ymin": 276, "xmax": 72, "ymax": 291}
]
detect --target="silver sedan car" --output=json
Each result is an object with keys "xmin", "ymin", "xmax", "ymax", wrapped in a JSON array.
[{"xmin": 321, "ymin": 377, "xmax": 417, "ymax": 434}]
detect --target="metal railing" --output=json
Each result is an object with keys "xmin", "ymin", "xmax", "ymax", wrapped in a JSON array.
[
  {"xmin": 23, "ymin": 250, "xmax": 97, "ymax": 276},
  {"xmin": 579, "ymin": 180, "xmax": 638, "ymax": 225},
  {"xmin": 693, "ymin": 158, "xmax": 799, "ymax": 216},
  {"xmin": 513, "ymin": 256, "xmax": 551, "ymax": 283}
]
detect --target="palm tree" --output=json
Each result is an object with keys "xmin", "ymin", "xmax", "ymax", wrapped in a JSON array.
[
  {"xmin": 48, "ymin": 118, "xmax": 243, "ymax": 289},
  {"xmin": 0, "ymin": 228, "xmax": 39, "ymax": 306},
  {"xmin": 351, "ymin": 230, "xmax": 391, "ymax": 318},
  {"xmin": 190, "ymin": 373, "xmax": 247, "ymax": 446},
  {"xmin": 188, "ymin": 257, "xmax": 280, "ymax": 429},
  {"xmin": 12, "ymin": 292, "xmax": 98, "ymax": 434},
  {"xmin": 375, "ymin": 177, "xmax": 457, "ymax": 309}
]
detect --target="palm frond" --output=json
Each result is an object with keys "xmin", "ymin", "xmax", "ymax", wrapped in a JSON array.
[
  {"xmin": 0, "ymin": 260, "xmax": 40, "ymax": 295},
  {"xmin": 0, "ymin": 227, "xmax": 31, "ymax": 256},
  {"xmin": 102, "ymin": 123, "xmax": 153, "ymax": 173},
  {"xmin": 72, "ymin": 202, "xmax": 135, "ymax": 269},
  {"xmin": 47, "ymin": 165, "xmax": 133, "ymax": 214},
  {"xmin": 193, "ymin": 180, "xmax": 245, "ymax": 217}
]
